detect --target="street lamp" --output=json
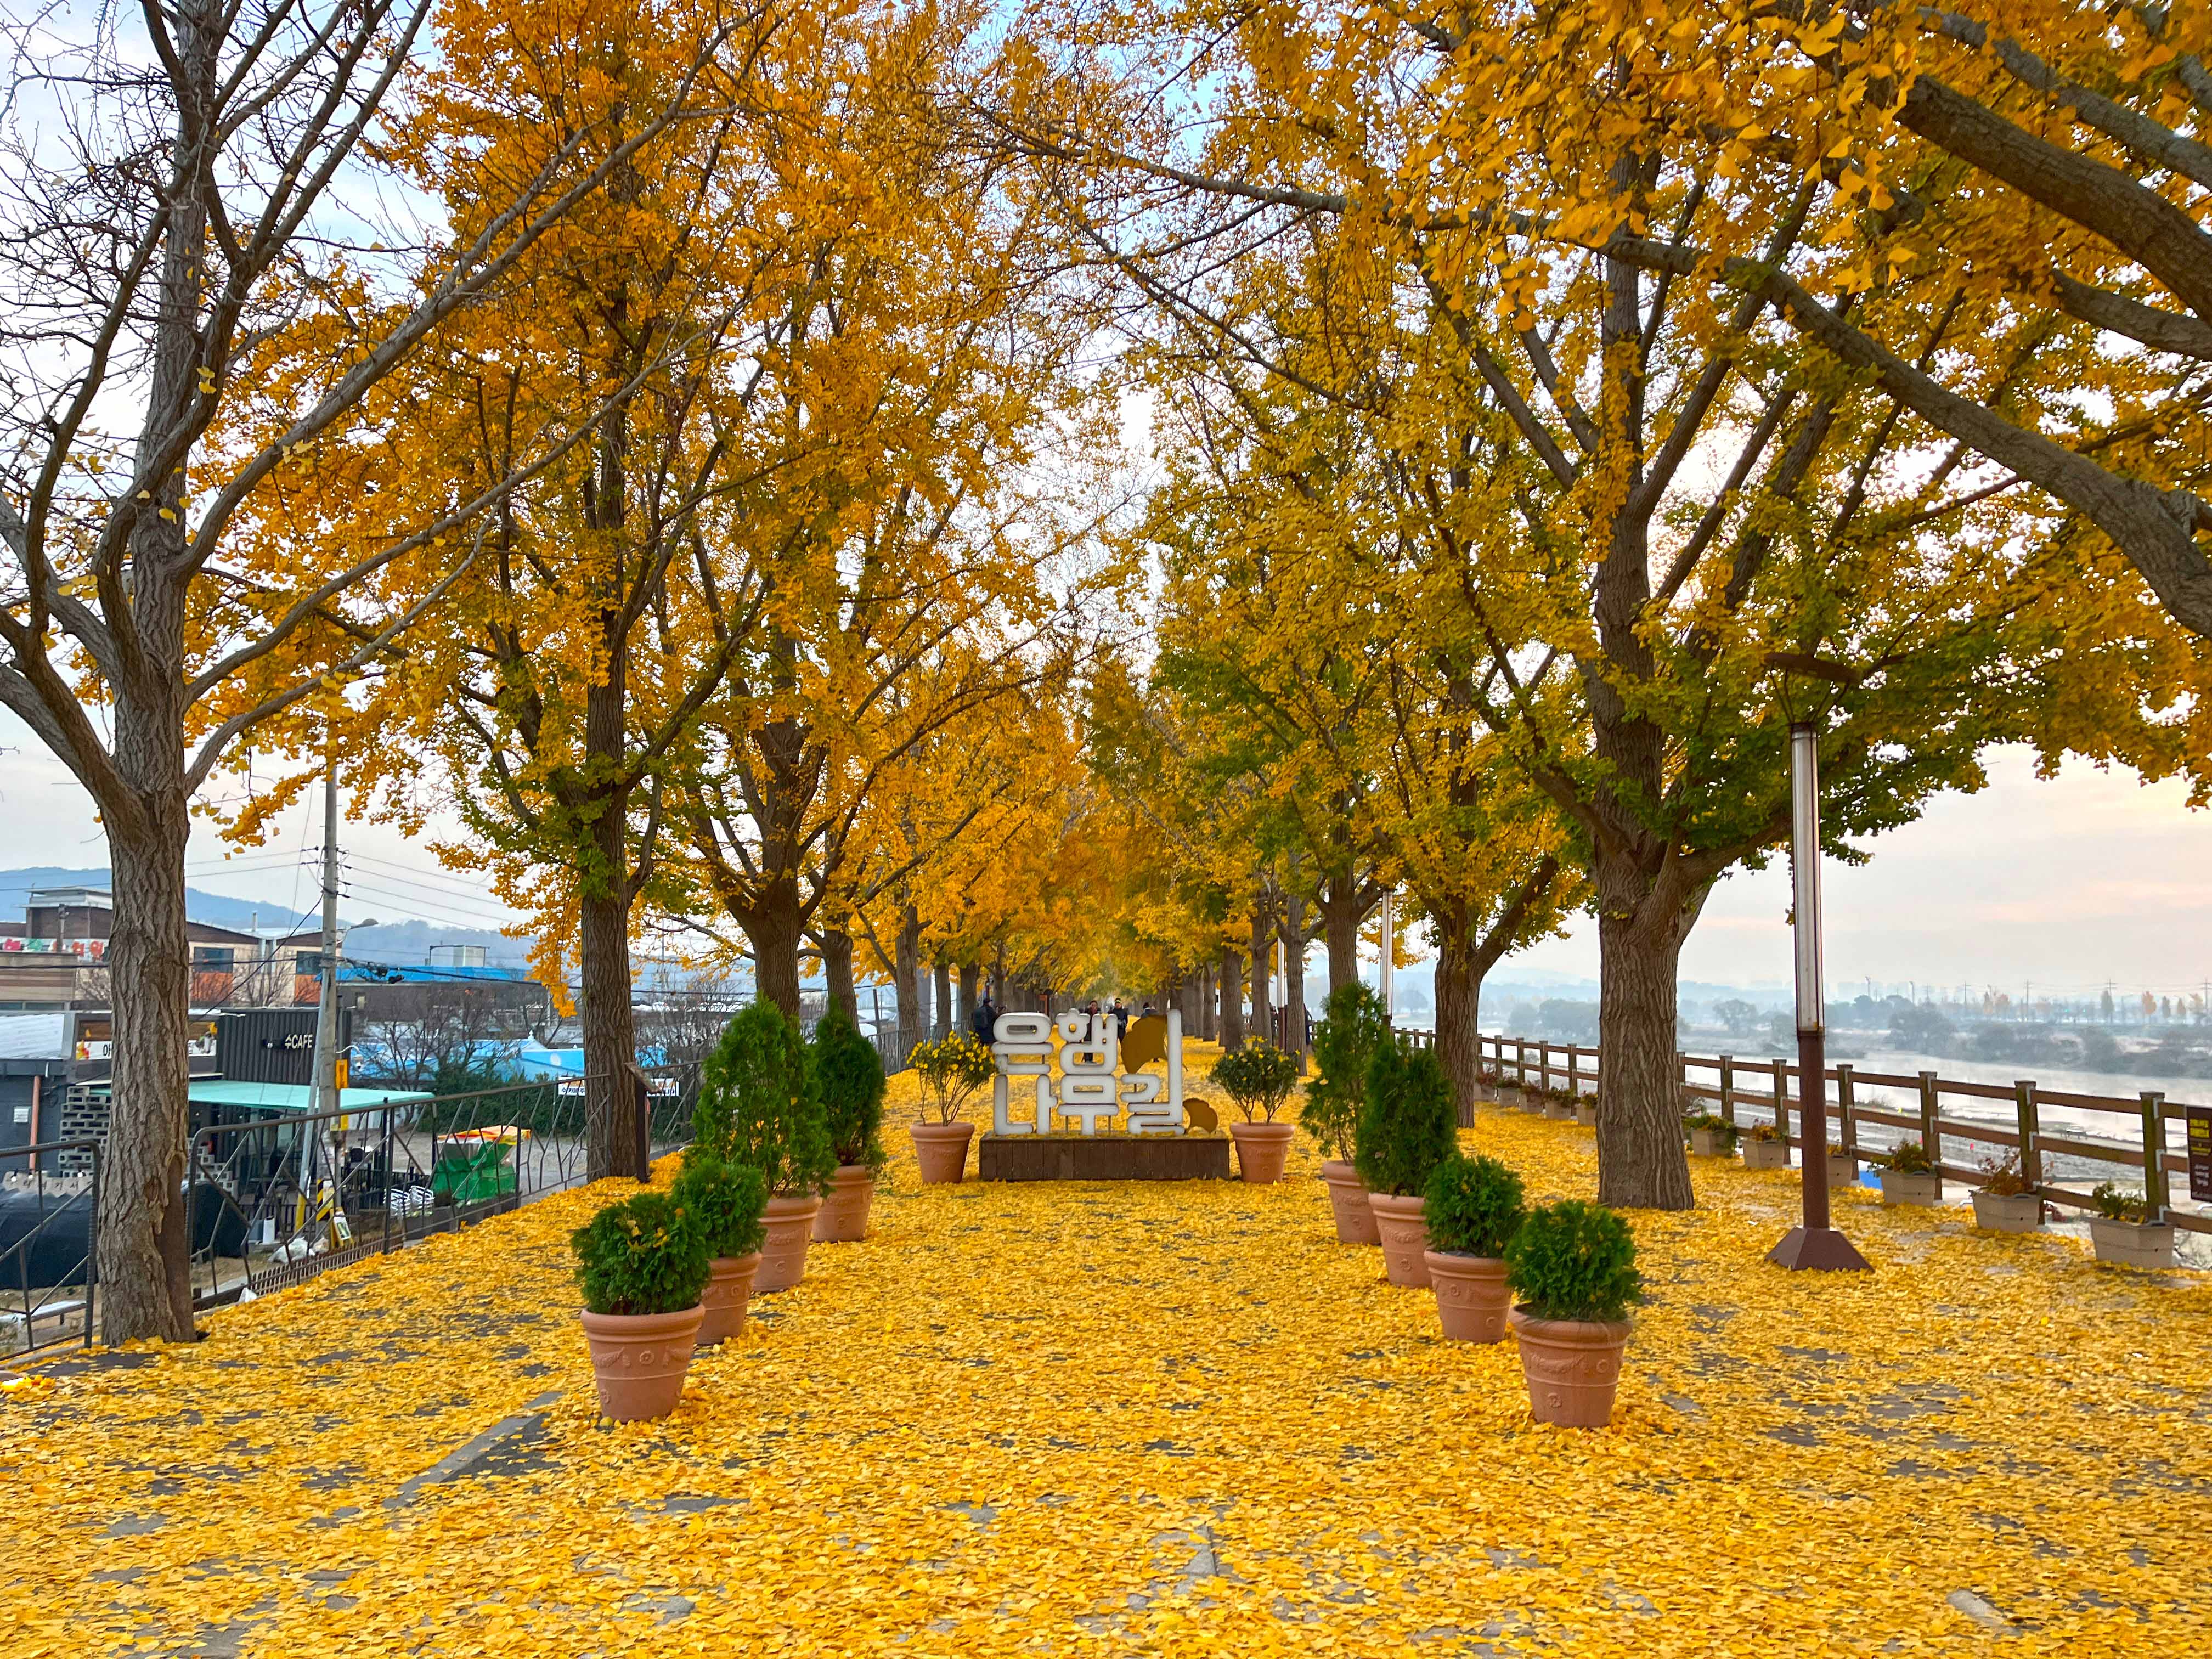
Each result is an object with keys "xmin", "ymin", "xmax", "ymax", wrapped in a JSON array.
[{"xmin": 1767, "ymin": 721, "xmax": 1872, "ymax": 1273}]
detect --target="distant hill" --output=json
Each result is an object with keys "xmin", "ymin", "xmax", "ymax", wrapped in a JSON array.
[
  {"xmin": 0, "ymin": 864, "xmax": 317, "ymax": 933},
  {"xmin": 0, "ymin": 865, "xmax": 533, "ymax": 966}
]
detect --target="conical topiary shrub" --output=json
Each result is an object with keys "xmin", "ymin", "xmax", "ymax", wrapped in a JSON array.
[
  {"xmin": 1355, "ymin": 1041, "xmax": 1459, "ymax": 1288},
  {"xmin": 1306, "ymin": 984, "xmax": 1390, "ymax": 1241},
  {"xmin": 695, "ymin": 1001, "xmax": 834, "ymax": 1291},
  {"xmin": 810, "ymin": 1006, "xmax": 887, "ymax": 1241}
]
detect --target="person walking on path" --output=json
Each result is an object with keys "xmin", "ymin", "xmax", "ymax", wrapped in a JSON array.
[{"xmin": 970, "ymin": 994, "xmax": 998, "ymax": 1047}]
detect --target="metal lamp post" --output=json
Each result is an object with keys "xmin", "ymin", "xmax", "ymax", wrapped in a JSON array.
[
  {"xmin": 1767, "ymin": 722, "xmax": 1872, "ymax": 1272},
  {"xmin": 1379, "ymin": 890, "xmax": 1394, "ymax": 1021}
]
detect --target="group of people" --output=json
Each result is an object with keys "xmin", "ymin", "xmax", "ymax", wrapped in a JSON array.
[{"xmin": 966, "ymin": 994, "xmax": 1155, "ymax": 1048}]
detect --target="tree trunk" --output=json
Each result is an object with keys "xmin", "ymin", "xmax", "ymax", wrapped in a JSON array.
[
  {"xmin": 1435, "ymin": 917, "xmax": 1485, "ymax": 1128},
  {"xmin": 821, "ymin": 927, "xmax": 857, "ymax": 1022},
  {"xmin": 990, "ymin": 946, "xmax": 1006, "ymax": 1010},
  {"xmin": 1218, "ymin": 947, "xmax": 1246, "ymax": 1049},
  {"xmin": 1283, "ymin": 891, "xmax": 1311, "ymax": 1066},
  {"xmin": 894, "ymin": 905, "xmax": 924, "ymax": 1058},
  {"xmin": 933, "ymin": 960, "xmax": 952, "ymax": 1040},
  {"xmin": 1249, "ymin": 908, "xmax": 1274, "ymax": 1048},
  {"xmin": 957, "ymin": 961, "xmax": 979, "ymax": 1031},
  {"xmin": 1199, "ymin": 963, "xmax": 1216, "ymax": 1040},
  {"xmin": 743, "ymin": 883, "xmax": 805, "ymax": 1018},
  {"xmin": 1179, "ymin": 974, "xmax": 1201, "ymax": 1039},
  {"xmin": 1319, "ymin": 883, "xmax": 1367, "ymax": 994},
  {"xmin": 99, "ymin": 805, "xmax": 198, "ymax": 1342},
  {"xmin": 1595, "ymin": 903, "xmax": 1697, "ymax": 1210},
  {"xmin": 579, "ymin": 664, "xmax": 640, "ymax": 1184}
]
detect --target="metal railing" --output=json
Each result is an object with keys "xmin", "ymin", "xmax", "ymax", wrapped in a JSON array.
[
  {"xmin": 1469, "ymin": 1033, "xmax": 2208, "ymax": 1234},
  {"xmin": 2, "ymin": 1065, "xmax": 701, "ymax": 1362},
  {"xmin": 1, "ymin": 1139, "xmax": 100, "ymax": 1353}
]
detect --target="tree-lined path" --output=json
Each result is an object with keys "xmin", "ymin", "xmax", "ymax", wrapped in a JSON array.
[{"xmin": 7, "ymin": 1058, "xmax": 2205, "ymax": 1656}]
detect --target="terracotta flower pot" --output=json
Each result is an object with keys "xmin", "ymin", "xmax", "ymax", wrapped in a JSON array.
[
  {"xmin": 1742, "ymin": 1138, "xmax": 1790, "ymax": 1171},
  {"xmin": 1425, "ymin": 1251, "xmax": 1510, "ymax": 1342},
  {"xmin": 1509, "ymin": 1306, "xmax": 1632, "ymax": 1428},
  {"xmin": 1880, "ymin": 1170, "xmax": 1941, "ymax": 1207},
  {"xmin": 1368, "ymin": 1192, "xmax": 1431, "ymax": 1288},
  {"xmin": 1321, "ymin": 1160, "xmax": 1381, "ymax": 1245},
  {"xmin": 757, "ymin": 1193, "xmax": 823, "ymax": 1292},
  {"xmin": 1228, "ymin": 1119, "xmax": 1295, "ymax": 1184},
  {"xmin": 697, "ymin": 1252, "xmax": 761, "ymax": 1345},
  {"xmin": 581, "ymin": 1304, "xmax": 704, "ymax": 1422},
  {"xmin": 2090, "ymin": 1216, "xmax": 2175, "ymax": 1269},
  {"xmin": 812, "ymin": 1164, "xmax": 876, "ymax": 1241},
  {"xmin": 909, "ymin": 1120, "xmax": 974, "ymax": 1184},
  {"xmin": 1972, "ymin": 1189, "xmax": 2041, "ymax": 1234}
]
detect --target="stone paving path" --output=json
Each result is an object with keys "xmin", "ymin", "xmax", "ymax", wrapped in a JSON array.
[{"xmin": 5, "ymin": 1084, "xmax": 2210, "ymax": 1657}]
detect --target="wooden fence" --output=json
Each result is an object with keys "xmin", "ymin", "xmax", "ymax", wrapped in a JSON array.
[{"xmin": 1397, "ymin": 1029, "xmax": 2207, "ymax": 1237}]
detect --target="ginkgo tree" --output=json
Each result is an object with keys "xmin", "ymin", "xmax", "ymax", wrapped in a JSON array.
[
  {"xmin": 1014, "ymin": 2, "xmax": 2212, "ymax": 1206},
  {"xmin": 0, "ymin": 0, "xmax": 743, "ymax": 1339}
]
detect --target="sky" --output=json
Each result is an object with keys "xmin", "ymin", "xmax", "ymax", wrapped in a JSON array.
[{"xmin": 5, "ymin": 704, "xmax": 2207, "ymax": 998}]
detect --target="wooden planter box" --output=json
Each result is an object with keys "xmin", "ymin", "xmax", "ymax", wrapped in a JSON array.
[
  {"xmin": 1688, "ymin": 1128, "xmax": 1735, "ymax": 1158},
  {"xmin": 1742, "ymin": 1138, "xmax": 1789, "ymax": 1171},
  {"xmin": 1878, "ymin": 1170, "xmax": 1941, "ymax": 1206},
  {"xmin": 2090, "ymin": 1217, "xmax": 2176, "ymax": 1269},
  {"xmin": 977, "ymin": 1134, "xmax": 1231, "ymax": 1182},
  {"xmin": 1971, "ymin": 1188, "xmax": 2042, "ymax": 1234}
]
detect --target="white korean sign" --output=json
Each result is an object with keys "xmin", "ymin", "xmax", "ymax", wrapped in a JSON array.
[{"xmin": 989, "ymin": 1009, "xmax": 1187, "ymax": 1136}]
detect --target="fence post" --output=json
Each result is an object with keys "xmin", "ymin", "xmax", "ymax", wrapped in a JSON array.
[
  {"xmin": 1718, "ymin": 1054, "xmax": 1735, "ymax": 1128},
  {"xmin": 1678, "ymin": 1051, "xmax": 1689, "ymax": 1118},
  {"xmin": 1567, "ymin": 1045, "xmax": 1579, "ymax": 1102},
  {"xmin": 1538, "ymin": 1041, "xmax": 1550, "ymax": 1093},
  {"xmin": 1514, "ymin": 1038, "xmax": 1526, "ymax": 1092},
  {"xmin": 84, "ymin": 1142, "xmax": 101, "ymax": 1350},
  {"xmin": 381, "ymin": 1106, "xmax": 394, "ymax": 1261},
  {"xmin": 1919, "ymin": 1071, "xmax": 1940, "ymax": 1176},
  {"xmin": 2014, "ymin": 1080, "xmax": 2041, "ymax": 1193},
  {"xmin": 631, "ymin": 1069, "xmax": 651, "ymax": 1183},
  {"xmin": 1836, "ymin": 1064, "xmax": 1856, "ymax": 1160},
  {"xmin": 1772, "ymin": 1057, "xmax": 1791, "ymax": 1148},
  {"xmin": 2141, "ymin": 1091, "xmax": 2168, "ymax": 1223}
]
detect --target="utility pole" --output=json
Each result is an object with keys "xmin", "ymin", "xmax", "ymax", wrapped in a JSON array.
[{"xmin": 309, "ymin": 754, "xmax": 341, "ymax": 1117}]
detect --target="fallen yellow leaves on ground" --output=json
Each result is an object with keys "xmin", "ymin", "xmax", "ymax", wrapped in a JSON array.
[{"xmin": 4, "ymin": 1050, "xmax": 2208, "ymax": 1656}]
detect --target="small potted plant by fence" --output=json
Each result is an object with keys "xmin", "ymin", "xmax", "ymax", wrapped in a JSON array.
[
  {"xmin": 908, "ymin": 1032, "xmax": 994, "ymax": 1184},
  {"xmin": 811, "ymin": 1008, "xmax": 887, "ymax": 1241},
  {"xmin": 1825, "ymin": 1142, "xmax": 1859, "ymax": 1187},
  {"xmin": 1544, "ymin": 1087, "xmax": 1576, "ymax": 1122},
  {"xmin": 672, "ymin": 1151, "xmax": 767, "ymax": 1345},
  {"xmin": 1684, "ymin": 1113, "xmax": 1738, "ymax": 1159},
  {"xmin": 573, "ymin": 1189, "xmax": 712, "ymax": 1421},
  {"xmin": 1423, "ymin": 1154, "xmax": 1525, "ymax": 1342},
  {"xmin": 2088, "ymin": 1183, "xmax": 2176, "ymax": 1269},
  {"xmin": 1876, "ymin": 1139, "xmax": 1941, "ymax": 1207},
  {"xmin": 1505, "ymin": 1199, "xmax": 1640, "ymax": 1429},
  {"xmin": 1355, "ymin": 1041, "xmax": 1459, "ymax": 1288},
  {"xmin": 1575, "ymin": 1091, "xmax": 1598, "ymax": 1128},
  {"xmin": 1741, "ymin": 1120, "xmax": 1790, "ymax": 1170},
  {"xmin": 695, "ymin": 1001, "xmax": 835, "ymax": 1293},
  {"xmin": 1215, "ymin": 1037, "xmax": 1301, "ymax": 1183},
  {"xmin": 1970, "ymin": 1152, "xmax": 2041, "ymax": 1234},
  {"xmin": 1302, "ymin": 986, "xmax": 1388, "ymax": 1235}
]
